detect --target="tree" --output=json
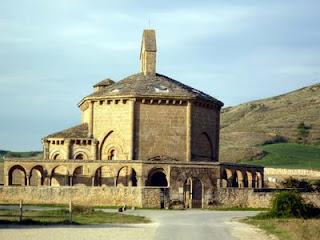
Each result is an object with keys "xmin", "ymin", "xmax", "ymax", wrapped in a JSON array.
[{"xmin": 297, "ymin": 122, "xmax": 310, "ymax": 144}]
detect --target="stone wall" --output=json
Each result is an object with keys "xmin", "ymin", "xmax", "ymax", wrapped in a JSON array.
[
  {"xmin": 0, "ymin": 186, "xmax": 164, "ymax": 207},
  {"xmin": 93, "ymin": 100, "xmax": 132, "ymax": 160},
  {"xmin": 136, "ymin": 103, "xmax": 187, "ymax": 161},
  {"xmin": 213, "ymin": 188, "xmax": 320, "ymax": 208},
  {"xmin": 192, "ymin": 105, "xmax": 219, "ymax": 162},
  {"xmin": 265, "ymin": 168, "xmax": 320, "ymax": 179}
]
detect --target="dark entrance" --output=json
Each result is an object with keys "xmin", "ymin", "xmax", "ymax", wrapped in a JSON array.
[
  {"xmin": 184, "ymin": 177, "xmax": 202, "ymax": 209},
  {"xmin": 191, "ymin": 178, "xmax": 202, "ymax": 208},
  {"xmin": 148, "ymin": 171, "xmax": 168, "ymax": 187}
]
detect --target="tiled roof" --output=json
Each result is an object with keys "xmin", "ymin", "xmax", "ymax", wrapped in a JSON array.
[
  {"xmin": 45, "ymin": 123, "xmax": 88, "ymax": 138},
  {"xmin": 85, "ymin": 73, "xmax": 223, "ymax": 106}
]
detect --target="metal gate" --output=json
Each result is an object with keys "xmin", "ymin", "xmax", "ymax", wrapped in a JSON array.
[{"xmin": 191, "ymin": 178, "xmax": 202, "ymax": 208}]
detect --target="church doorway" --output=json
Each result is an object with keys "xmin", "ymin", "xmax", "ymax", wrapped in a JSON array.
[{"xmin": 184, "ymin": 177, "xmax": 203, "ymax": 209}]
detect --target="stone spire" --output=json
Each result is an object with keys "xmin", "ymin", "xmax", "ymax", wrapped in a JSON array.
[{"xmin": 140, "ymin": 29, "xmax": 157, "ymax": 76}]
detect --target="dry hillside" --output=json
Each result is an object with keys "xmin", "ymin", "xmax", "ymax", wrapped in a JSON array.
[{"xmin": 220, "ymin": 83, "xmax": 320, "ymax": 162}]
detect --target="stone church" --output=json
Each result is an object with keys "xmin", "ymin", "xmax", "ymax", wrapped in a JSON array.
[{"xmin": 3, "ymin": 30, "xmax": 263, "ymax": 208}]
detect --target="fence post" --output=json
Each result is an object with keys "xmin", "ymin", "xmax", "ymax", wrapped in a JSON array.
[
  {"xmin": 69, "ymin": 201, "xmax": 72, "ymax": 223},
  {"xmin": 19, "ymin": 200, "xmax": 23, "ymax": 222}
]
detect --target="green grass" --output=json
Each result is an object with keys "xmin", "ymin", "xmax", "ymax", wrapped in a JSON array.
[
  {"xmin": 242, "ymin": 143, "xmax": 320, "ymax": 170},
  {"xmin": 0, "ymin": 209, "xmax": 150, "ymax": 225}
]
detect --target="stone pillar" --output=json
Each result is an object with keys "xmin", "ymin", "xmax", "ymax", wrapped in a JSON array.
[
  {"xmin": 88, "ymin": 101, "xmax": 94, "ymax": 138},
  {"xmin": 216, "ymin": 178, "xmax": 221, "ymax": 188},
  {"xmin": 137, "ymin": 176, "xmax": 145, "ymax": 187},
  {"xmin": 128, "ymin": 167, "xmax": 133, "ymax": 186},
  {"xmin": 92, "ymin": 140, "xmax": 98, "ymax": 160},
  {"xmin": 4, "ymin": 174, "xmax": 9, "ymax": 186},
  {"xmin": 69, "ymin": 176, "xmax": 73, "ymax": 186},
  {"xmin": 26, "ymin": 175, "xmax": 30, "ymax": 186},
  {"xmin": 91, "ymin": 176, "xmax": 95, "ymax": 186},
  {"xmin": 43, "ymin": 140, "xmax": 50, "ymax": 160},
  {"xmin": 186, "ymin": 101, "xmax": 192, "ymax": 162},
  {"xmin": 65, "ymin": 139, "xmax": 72, "ymax": 160},
  {"xmin": 114, "ymin": 177, "xmax": 117, "ymax": 187},
  {"xmin": 129, "ymin": 99, "xmax": 136, "ymax": 160}
]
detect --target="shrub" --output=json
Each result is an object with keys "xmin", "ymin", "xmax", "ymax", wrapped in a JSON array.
[
  {"xmin": 262, "ymin": 135, "xmax": 288, "ymax": 145},
  {"xmin": 270, "ymin": 191, "xmax": 307, "ymax": 218},
  {"xmin": 281, "ymin": 177, "xmax": 312, "ymax": 190}
]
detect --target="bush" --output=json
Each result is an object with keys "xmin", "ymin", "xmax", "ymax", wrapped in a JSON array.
[
  {"xmin": 262, "ymin": 135, "xmax": 288, "ymax": 145},
  {"xmin": 281, "ymin": 177, "xmax": 312, "ymax": 190},
  {"xmin": 270, "ymin": 191, "xmax": 307, "ymax": 218}
]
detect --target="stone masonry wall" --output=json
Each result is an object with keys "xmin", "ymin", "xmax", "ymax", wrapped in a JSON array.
[
  {"xmin": 136, "ymin": 103, "xmax": 187, "ymax": 161},
  {"xmin": 265, "ymin": 168, "xmax": 320, "ymax": 179},
  {"xmin": 192, "ymin": 105, "xmax": 219, "ymax": 162},
  {"xmin": 213, "ymin": 188, "xmax": 320, "ymax": 208},
  {"xmin": 93, "ymin": 100, "xmax": 132, "ymax": 160},
  {"xmin": 0, "ymin": 186, "xmax": 163, "ymax": 208}
]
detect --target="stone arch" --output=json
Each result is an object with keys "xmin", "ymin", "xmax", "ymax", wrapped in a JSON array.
[
  {"xmin": 147, "ymin": 168, "xmax": 168, "ymax": 187},
  {"xmin": 50, "ymin": 150, "xmax": 66, "ymax": 160},
  {"xmin": 51, "ymin": 165, "xmax": 69, "ymax": 186},
  {"xmin": 100, "ymin": 131, "xmax": 126, "ymax": 160},
  {"xmin": 220, "ymin": 168, "xmax": 233, "ymax": 187},
  {"xmin": 116, "ymin": 166, "xmax": 137, "ymax": 187},
  {"xmin": 72, "ymin": 166, "xmax": 90, "ymax": 186},
  {"xmin": 193, "ymin": 132, "xmax": 214, "ymax": 162},
  {"xmin": 8, "ymin": 165, "xmax": 27, "ymax": 186},
  {"xmin": 29, "ymin": 165, "xmax": 45, "ymax": 186},
  {"xmin": 94, "ymin": 165, "xmax": 115, "ymax": 186},
  {"xmin": 74, "ymin": 152, "xmax": 88, "ymax": 160}
]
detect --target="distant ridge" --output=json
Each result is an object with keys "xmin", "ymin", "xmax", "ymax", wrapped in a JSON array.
[{"xmin": 220, "ymin": 82, "xmax": 320, "ymax": 162}]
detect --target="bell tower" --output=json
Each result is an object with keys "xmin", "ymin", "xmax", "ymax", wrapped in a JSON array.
[{"xmin": 140, "ymin": 29, "xmax": 157, "ymax": 75}]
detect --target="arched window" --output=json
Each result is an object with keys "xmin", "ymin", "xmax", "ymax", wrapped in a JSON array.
[
  {"xmin": 53, "ymin": 153, "xmax": 60, "ymax": 160},
  {"xmin": 108, "ymin": 149, "xmax": 116, "ymax": 160},
  {"xmin": 75, "ymin": 154, "xmax": 84, "ymax": 160}
]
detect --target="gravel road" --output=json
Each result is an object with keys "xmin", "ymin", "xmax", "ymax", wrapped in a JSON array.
[{"xmin": 0, "ymin": 209, "xmax": 274, "ymax": 240}]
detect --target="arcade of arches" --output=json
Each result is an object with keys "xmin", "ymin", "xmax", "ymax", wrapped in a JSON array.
[{"xmin": 3, "ymin": 160, "xmax": 263, "ymax": 209}]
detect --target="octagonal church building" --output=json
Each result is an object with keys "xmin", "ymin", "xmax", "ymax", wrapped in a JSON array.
[{"xmin": 3, "ymin": 30, "xmax": 264, "ymax": 209}]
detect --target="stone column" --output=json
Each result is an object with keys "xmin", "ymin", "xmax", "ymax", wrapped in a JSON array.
[
  {"xmin": 186, "ymin": 101, "xmax": 192, "ymax": 162},
  {"xmin": 114, "ymin": 177, "xmax": 117, "ymax": 187},
  {"xmin": 137, "ymin": 176, "xmax": 145, "ymax": 187},
  {"xmin": 69, "ymin": 176, "xmax": 73, "ymax": 186},
  {"xmin": 92, "ymin": 140, "xmax": 98, "ymax": 160},
  {"xmin": 65, "ymin": 139, "xmax": 72, "ymax": 160},
  {"xmin": 4, "ymin": 174, "xmax": 9, "ymax": 186},
  {"xmin": 129, "ymin": 99, "xmax": 136, "ymax": 160},
  {"xmin": 91, "ymin": 176, "xmax": 95, "ymax": 186},
  {"xmin": 43, "ymin": 140, "xmax": 50, "ymax": 160},
  {"xmin": 88, "ymin": 101, "xmax": 94, "ymax": 138},
  {"xmin": 26, "ymin": 175, "xmax": 30, "ymax": 186},
  {"xmin": 128, "ymin": 167, "xmax": 133, "ymax": 186}
]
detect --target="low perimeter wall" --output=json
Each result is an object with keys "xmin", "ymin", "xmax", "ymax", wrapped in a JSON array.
[
  {"xmin": 213, "ymin": 188, "xmax": 320, "ymax": 208},
  {"xmin": 264, "ymin": 168, "xmax": 320, "ymax": 178},
  {"xmin": 0, "ymin": 186, "xmax": 319, "ymax": 209},
  {"xmin": 0, "ymin": 186, "xmax": 163, "ymax": 208}
]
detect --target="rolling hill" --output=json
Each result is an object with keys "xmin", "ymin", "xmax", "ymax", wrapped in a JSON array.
[{"xmin": 220, "ymin": 83, "xmax": 320, "ymax": 162}]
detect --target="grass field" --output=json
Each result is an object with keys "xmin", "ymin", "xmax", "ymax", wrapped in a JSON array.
[
  {"xmin": 242, "ymin": 143, "xmax": 320, "ymax": 170},
  {"xmin": 245, "ymin": 218, "xmax": 320, "ymax": 240},
  {"xmin": 0, "ymin": 209, "xmax": 149, "ymax": 225}
]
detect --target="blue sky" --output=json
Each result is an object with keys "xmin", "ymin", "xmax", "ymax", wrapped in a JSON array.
[{"xmin": 1, "ymin": 1, "xmax": 319, "ymax": 151}]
